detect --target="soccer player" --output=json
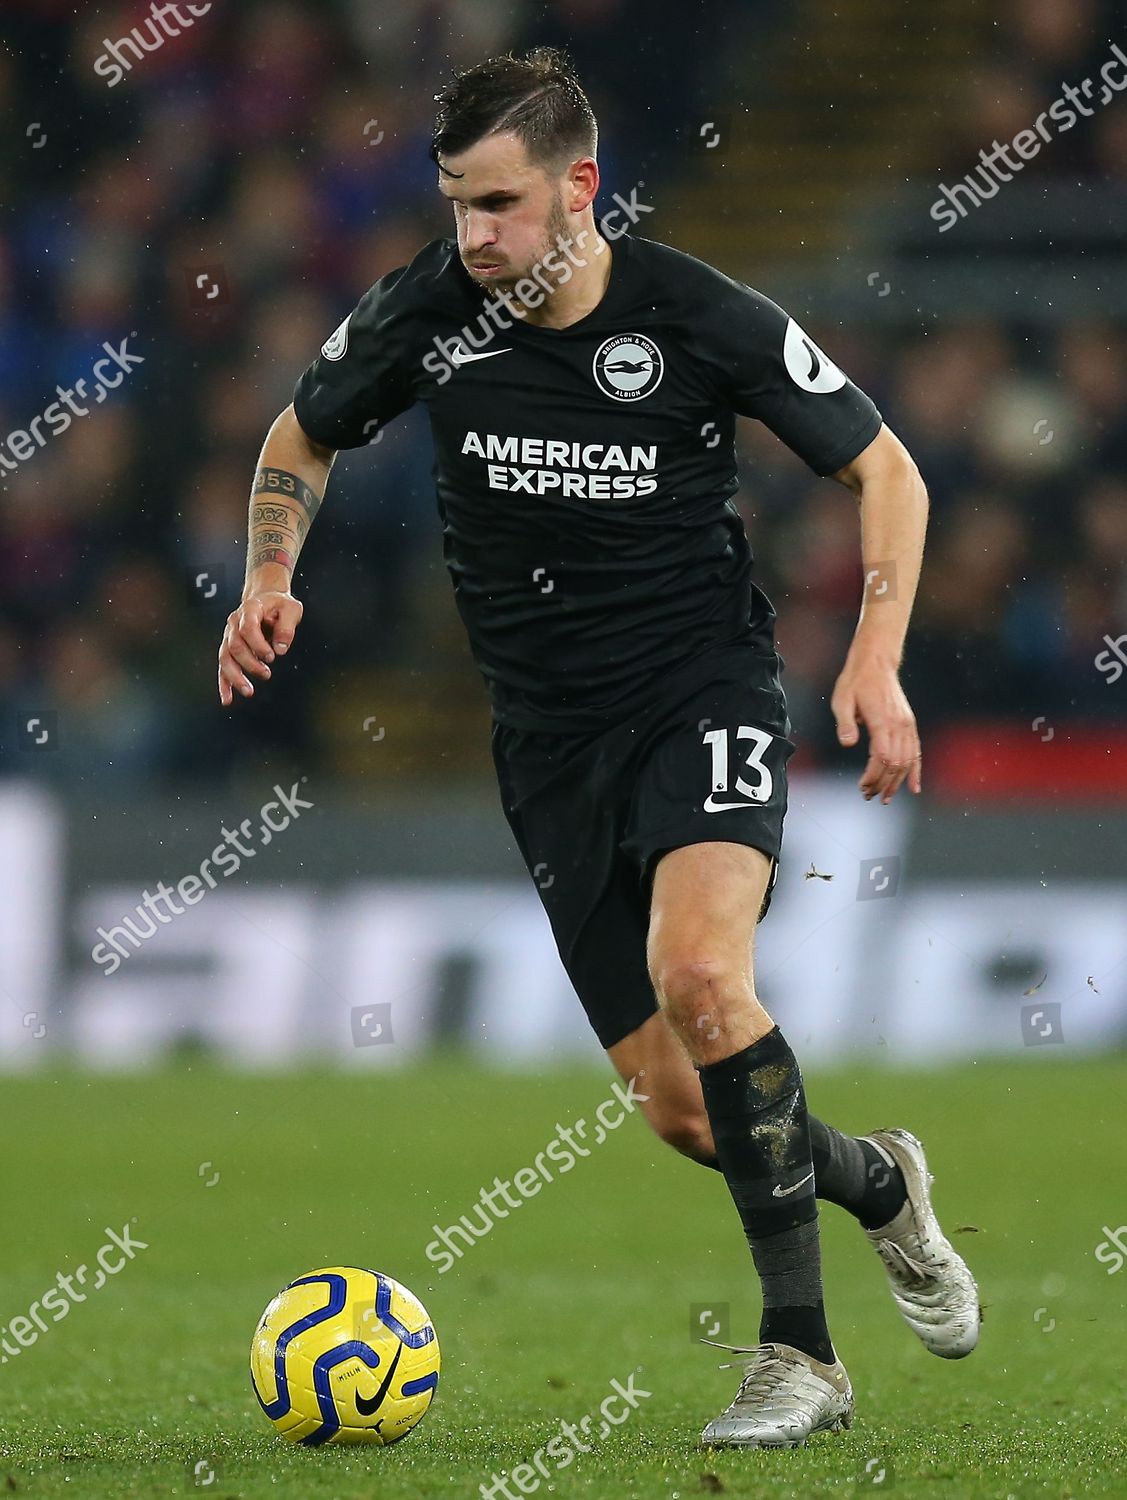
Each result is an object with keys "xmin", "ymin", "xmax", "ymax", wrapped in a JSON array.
[{"xmin": 217, "ymin": 47, "xmax": 980, "ymax": 1448}]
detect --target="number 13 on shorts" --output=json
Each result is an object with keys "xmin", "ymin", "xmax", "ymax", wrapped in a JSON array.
[{"xmin": 702, "ymin": 724, "xmax": 775, "ymax": 810}]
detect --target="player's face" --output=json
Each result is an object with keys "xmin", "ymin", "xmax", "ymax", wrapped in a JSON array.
[{"xmin": 438, "ymin": 133, "xmax": 579, "ymax": 293}]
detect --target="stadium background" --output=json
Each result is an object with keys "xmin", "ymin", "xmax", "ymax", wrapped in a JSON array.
[
  {"xmin": 1, "ymin": 0, "xmax": 1124, "ymax": 1067},
  {"xmin": 2, "ymin": 4, "xmax": 1127, "ymax": 1498}
]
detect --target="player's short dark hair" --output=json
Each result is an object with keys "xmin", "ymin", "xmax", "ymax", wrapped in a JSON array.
[{"xmin": 430, "ymin": 46, "xmax": 597, "ymax": 176}]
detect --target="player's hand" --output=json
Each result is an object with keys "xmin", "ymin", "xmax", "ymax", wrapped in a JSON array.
[
  {"xmin": 218, "ymin": 589, "xmax": 303, "ymax": 706},
  {"xmin": 831, "ymin": 651, "xmax": 921, "ymax": 804}
]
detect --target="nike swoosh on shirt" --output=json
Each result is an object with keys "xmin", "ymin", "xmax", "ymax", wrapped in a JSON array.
[
  {"xmin": 450, "ymin": 343, "xmax": 513, "ymax": 366},
  {"xmin": 772, "ymin": 1170, "xmax": 815, "ymax": 1198}
]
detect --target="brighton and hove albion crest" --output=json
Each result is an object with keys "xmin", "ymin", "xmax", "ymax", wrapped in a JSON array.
[{"xmin": 593, "ymin": 334, "xmax": 664, "ymax": 401}]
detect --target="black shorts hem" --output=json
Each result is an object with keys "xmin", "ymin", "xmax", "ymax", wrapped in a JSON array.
[{"xmin": 590, "ymin": 989, "xmax": 662, "ymax": 1051}]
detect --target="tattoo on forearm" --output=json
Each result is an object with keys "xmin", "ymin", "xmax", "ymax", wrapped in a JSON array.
[
  {"xmin": 253, "ymin": 467, "xmax": 322, "ymax": 520},
  {"xmin": 251, "ymin": 503, "xmax": 291, "ymax": 525},
  {"xmin": 249, "ymin": 545, "xmax": 295, "ymax": 572},
  {"xmin": 246, "ymin": 467, "xmax": 324, "ymax": 582}
]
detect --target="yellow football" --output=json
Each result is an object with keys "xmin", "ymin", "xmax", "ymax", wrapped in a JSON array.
[{"xmin": 250, "ymin": 1265, "xmax": 440, "ymax": 1445}]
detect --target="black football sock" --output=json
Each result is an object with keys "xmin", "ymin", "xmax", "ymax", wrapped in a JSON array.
[
  {"xmin": 808, "ymin": 1117, "xmax": 908, "ymax": 1230},
  {"xmin": 697, "ymin": 1025, "xmax": 835, "ymax": 1366},
  {"xmin": 699, "ymin": 1121, "xmax": 908, "ymax": 1229}
]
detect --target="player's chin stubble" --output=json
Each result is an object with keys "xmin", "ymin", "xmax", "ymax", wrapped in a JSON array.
[{"xmin": 465, "ymin": 196, "xmax": 572, "ymax": 298}]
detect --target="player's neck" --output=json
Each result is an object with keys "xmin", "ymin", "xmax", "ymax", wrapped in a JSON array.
[{"xmin": 513, "ymin": 230, "xmax": 613, "ymax": 331}]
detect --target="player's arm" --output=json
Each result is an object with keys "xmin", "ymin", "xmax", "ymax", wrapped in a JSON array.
[
  {"xmin": 829, "ymin": 423, "xmax": 929, "ymax": 804},
  {"xmin": 217, "ymin": 404, "xmax": 336, "ymax": 706},
  {"xmin": 218, "ymin": 266, "xmax": 415, "ymax": 705}
]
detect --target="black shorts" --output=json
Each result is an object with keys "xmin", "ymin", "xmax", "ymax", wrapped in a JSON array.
[{"xmin": 490, "ymin": 647, "xmax": 796, "ymax": 1050}]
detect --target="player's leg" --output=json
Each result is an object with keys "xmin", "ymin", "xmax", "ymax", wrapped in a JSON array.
[
  {"xmin": 493, "ymin": 714, "xmax": 825, "ymax": 1193},
  {"xmin": 607, "ymin": 1007, "xmax": 913, "ymax": 1227},
  {"xmin": 645, "ymin": 840, "xmax": 835, "ymax": 1362},
  {"xmin": 808, "ymin": 1117, "xmax": 909, "ymax": 1227},
  {"xmin": 605, "ymin": 1010, "xmax": 721, "ymax": 1168},
  {"xmin": 646, "ymin": 839, "xmax": 854, "ymax": 1446},
  {"xmin": 609, "ymin": 888, "xmax": 978, "ymax": 1364}
]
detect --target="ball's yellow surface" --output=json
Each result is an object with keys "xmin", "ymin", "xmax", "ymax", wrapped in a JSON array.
[{"xmin": 250, "ymin": 1266, "xmax": 440, "ymax": 1445}]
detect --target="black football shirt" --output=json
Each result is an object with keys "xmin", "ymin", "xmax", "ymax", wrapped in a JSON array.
[{"xmin": 292, "ymin": 223, "xmax": 882, "ymax": 733}]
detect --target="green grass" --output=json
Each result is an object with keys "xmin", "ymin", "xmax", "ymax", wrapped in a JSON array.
[{"xmin": 1, "ymin": 1054, "xmax": 1124, "ymax": 1498}]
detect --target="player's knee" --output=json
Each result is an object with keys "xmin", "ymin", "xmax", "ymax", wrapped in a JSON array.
[{"xmin": 649, "ymin": 954, "xmax": 742, "ymax": 1030}]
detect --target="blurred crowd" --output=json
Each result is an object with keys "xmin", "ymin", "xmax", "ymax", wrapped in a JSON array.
[
  {"xmin": 743, "ymin": 317, "xmax": 1127, "ymax": 762},
  {"xmin": 0, "ymin": 0, "xmax": 1124, "ymax": 787},
  {"xmin": 942, "ymin": 0, "xmax": 1127, "ymax": 184}
]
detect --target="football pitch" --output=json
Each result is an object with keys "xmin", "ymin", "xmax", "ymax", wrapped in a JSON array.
[{"xmin": 2, "ymin": 1053, "xmax": 1124, "ymax": 1499}]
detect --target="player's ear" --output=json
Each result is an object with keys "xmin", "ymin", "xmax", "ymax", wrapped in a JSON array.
[{"xmin": 565, "ymin": 156, "xmax": 599, "ymax": 212}]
